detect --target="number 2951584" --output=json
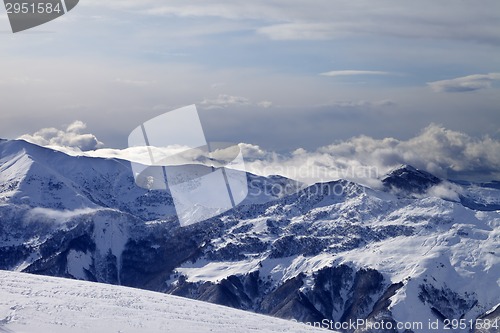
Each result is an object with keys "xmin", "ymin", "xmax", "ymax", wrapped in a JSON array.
[{"xmin": 5, "ymin": 2, "xmax": 62, "ymax": 14}]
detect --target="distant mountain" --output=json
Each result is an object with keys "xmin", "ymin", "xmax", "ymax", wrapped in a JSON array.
[
  {"xmin": 382, "ymin": 164, "xmax": 500, "ymax": 211},
  {"xmin": 0, "ymin": 139, "xmax": 499, "ymax": 333},
  {"xmin": 382, "ymin": 164, "xmax": 441, "ymax": 194}
]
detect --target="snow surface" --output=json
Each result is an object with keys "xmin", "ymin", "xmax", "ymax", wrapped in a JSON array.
[
  {"xmin": 0, "ymin": 270, "xmax": 329, "ymax": 333},
  {"xmin": 171, "ymin": 193, "xmax": 499, "ymax": 331},
  {"xmin": 1, "ymin": 139, "xmax": 499, "ymax": 332}
]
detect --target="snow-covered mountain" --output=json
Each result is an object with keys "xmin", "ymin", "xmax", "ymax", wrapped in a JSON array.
[
  {"xmin": 0, "ymin": 139, "xmax": 499, "ymax": 333},
  {"xmin": 0, "ymin": 270, "xmax": 326, "ymax": 333}
]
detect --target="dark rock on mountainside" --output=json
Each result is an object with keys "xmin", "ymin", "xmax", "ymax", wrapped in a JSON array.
[
  {"xmin": 166, "ymin": 265, "xmax": 397, "ymax": 332},
  {"xmin": 382, "ymin": 165, "xmax": 441, "ymax": 194}
]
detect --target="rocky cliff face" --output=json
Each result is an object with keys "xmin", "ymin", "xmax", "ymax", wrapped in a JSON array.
[{"xmin": 1, "ymin": 139, "xmax": 499, "ymax": 332}]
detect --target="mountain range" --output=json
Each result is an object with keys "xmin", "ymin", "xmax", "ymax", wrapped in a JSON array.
[{"xmin": 0, "ymin": 139, "xmax": 499, "ymax": 333}]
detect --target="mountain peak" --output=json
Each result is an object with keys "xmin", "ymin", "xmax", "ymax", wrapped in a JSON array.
[
  {"xmin": 382, "ymin": 164, "xmax": 441, "ymax": 194},
  {"xmin": 391, "ymin": 164, "xmax": 417, "ymax": 172},
  {"xmin": 0, "ymin": 139, "xmax": 46, "ymax": 158}
]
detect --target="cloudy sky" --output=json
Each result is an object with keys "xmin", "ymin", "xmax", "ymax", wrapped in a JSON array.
[{"xmin": 1, "ymin": 0, "xmax": 500, "ymax": 181}]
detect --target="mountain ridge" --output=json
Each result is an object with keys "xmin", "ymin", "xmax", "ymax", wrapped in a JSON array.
[{"xmin": 0, "ymin": 139, "xmax": 499, "ymax": 333}]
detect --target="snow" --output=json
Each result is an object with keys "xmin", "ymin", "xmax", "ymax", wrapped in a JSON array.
[
  {"xmin": 465, "ymin": 185, "xmax": 500, "ymax": 206},
  {"xmin": 26, "ymin": 207, "xmax": 101, "ymax": 223},
  {"xmin": 175, "ymin": 258, "xmax": 262, "ymax": 283},
  {"xmin": 0, "ymin": 270, "xmax": 329, "ymax": 333},
  {"xmin": 0, "ymin": 150, "xmax": 32, "ymax": 201},
  {"xmin": 178, "ymin": 191, "xmax": 498, "ymax": 331},
  {"xmin": 66, "ymin": 250, "xmax": 92, "ymax": 280},
  {"xmin": 92, "ymin": 213, "xmax": 129, "ymax": 283},
  {"xmin": 13, "ymin": 252, "xmax": 41, "ymax": 273},
  {"xmin": 1, "ymin": 138, "xmax": 499, "ymax": 332}
]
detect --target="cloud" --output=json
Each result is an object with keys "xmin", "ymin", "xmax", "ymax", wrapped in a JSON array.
[
  {"xmin": 200, "ymin": 94, "xmax": 274, "ymax": 110},
  {"xmin": 321, "ymin": 124, "xmax": 500, "ymax": 180},
  {"xmin": 258, "ymin": 23, "xmax": 338, "ymax": 41},
  {"xmin": 427, "ymin": 182, "xmax": 463, "ymax": 202},
  {"xmin": 39, "ymin": 123, "xmax": 499, "ymax": 185},
  {"xmin": 324, "ymin": 100, "xmax": 396, "ymax": 108},
  {"xmin": 236, "ymin": 124, "xmax": 500, "ymax": 184},
  {"xmin": 258, "ymin": 100, "xmax": 273, "ymax": 108},
  {"xmin": 320, "ymin": 70, "xmax": 392, "ymax": 77},
  {"xmin": 20, "ymin": 121, "xmax": 500, "ymax": 185},
  {"xmin": 27, "ymin": 207, "xmax": 100, "ymax": 223},
  {"xmin": 83, "ymin": 1, "xmax": 500, "ymax": 44},
  {"xmin": 427, "ymin": 73, "xmax": 500, "ymax": 93},
  {"xmin": 19, "ymin": 121, "xmax": 104, "ymax": 151},
  {"xmin": 201, "ymin": 94, "xmax": 251, "ymax": 109}
]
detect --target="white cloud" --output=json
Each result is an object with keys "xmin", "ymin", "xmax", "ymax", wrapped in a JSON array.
[
  {"xmin": 200, "ymin": 95, "xmax": 274, "ymax": 110},
  {"xmin": 320, "ymin": 70, "xmax": 392, "ymax": 77},
  {"xmin": 258, "ymin": 100, "xmax": 273, "ymax": 108},
  {"xmin": 427, "ymin": 182, "xmax": 463, "ymax": 202},
  {"xmin": 39, "ymin": 123, "xmax": 500, "ymax": 185},
  {"xmin": 201, "ymin": 94, "xmax": 251, "ymax": 109},
  {"xmin": 66, "ymin": 120, "xmax": 87, "ymax": 133},
  {"xmin": 324, "ymin": 99, "xmax": 395, "ymax": 108},
  {"xmin": 257, "ymin": 23, "xmax": 337, "ymax": 41},
  {"xmin": 27, "ymin": 207, "xmax": 100, "ymax": 223},
  {"xmin": 82, "ymin": 1, "xmax": 500, "ymax": 43},
  {"xmin": 237, "ymin": 124, "xmax": 500, "ymax": 184},
  {"xmin": 143, "ymin": 4, "xmax": 250, "ymax": 19},
  {"xmin": 427, "ymin": 73, "xmax": 500, "ymax": 93},
  {"xmin": 19, "ymin": 121, "xmax": 104, "ymax": 151}
]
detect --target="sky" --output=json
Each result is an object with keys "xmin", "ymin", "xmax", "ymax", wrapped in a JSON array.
[{"xmin": 1, "ymin": 0, "xmax": 500, "ymax": 182}]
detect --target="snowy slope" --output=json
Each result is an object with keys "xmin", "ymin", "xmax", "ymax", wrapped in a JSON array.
[
  {"xmin": 0, "ymin": 270, "xmax": 327, "ymax": 333},
  {"xmin": 1, "ymin": 139, "xmax": 499, "ymax": 333},
  {"xmin": 0, "ymin": 139, "xmax": 301, "ymax": 216},
  {"xmin": 0, "ymin": 139, "xmax": 177, "ymax": 219},
  {"xmin": 166, "ymin": 185, "xmax": 499, "ymax": 332}
]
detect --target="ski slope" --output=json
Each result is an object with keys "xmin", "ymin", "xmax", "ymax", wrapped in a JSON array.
[{"xmin": 0, "ymin": 270, "xmax": 328, "ymax": 333}]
